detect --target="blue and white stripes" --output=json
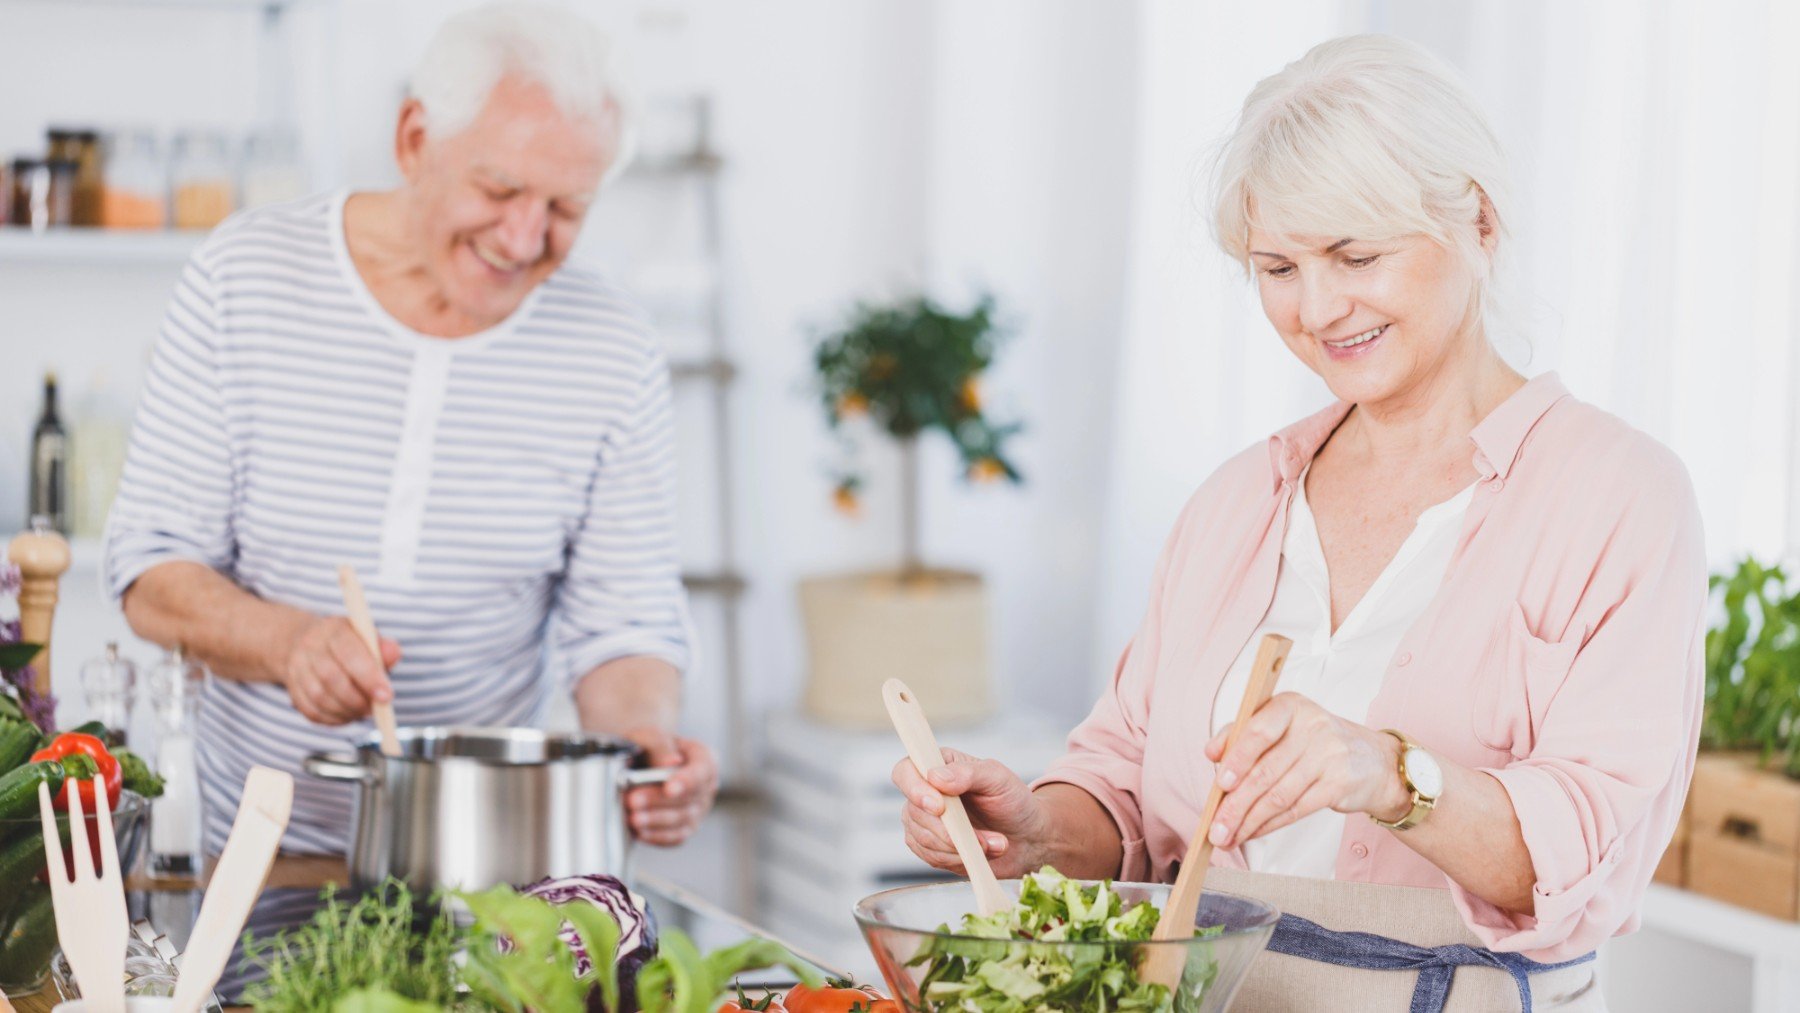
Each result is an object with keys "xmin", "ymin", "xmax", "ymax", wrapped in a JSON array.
[{"xmin": 104, "ymin": 190, "xmax": 692, "ymax": 854}]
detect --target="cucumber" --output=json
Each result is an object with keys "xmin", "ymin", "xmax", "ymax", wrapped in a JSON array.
[
  {"xmin": 0, "ymin": 883, "xmax": 56, "ymax": 987},
  {"xmin": 67, "ymin": 720, "xmax": 109, "ymax": 741},
  {"xmin": 0, "ymin": 830, "xmax": 46, "ymax": 898},
  {"xmin": 0, "ymin": 761, "xmax": 64, "ymax": 821},
  {"xmin": 0, "ymin": 721, "xmax": 36, "ymax": 775}
]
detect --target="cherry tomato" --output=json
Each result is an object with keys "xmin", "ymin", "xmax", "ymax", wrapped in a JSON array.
[{"xmin": 783, "ymin": 981, "xmax": 898, "ymax": 1013}]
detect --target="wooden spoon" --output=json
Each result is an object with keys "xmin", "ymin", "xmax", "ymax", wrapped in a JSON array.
[
  {"xmin": 337, "ymin": 564, "xmax": 401, "ymax": 757},
  {"xmin": 883, "ymin": 678, "xmax": 1010, "ymax": 917},
  {"xmin": 1140, "ymin": 633, "xmax": 1292, "ymax": 989}
]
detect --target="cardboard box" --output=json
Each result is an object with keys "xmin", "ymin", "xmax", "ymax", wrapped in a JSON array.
[{"xmin": 1685, "ymin": 751, "xmax": 1800, "ymax": 919}]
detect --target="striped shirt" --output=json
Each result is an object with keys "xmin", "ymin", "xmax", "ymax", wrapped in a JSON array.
[{"xmin": 104, "ymin": 190, "xmax": 693, "ymax": 854}]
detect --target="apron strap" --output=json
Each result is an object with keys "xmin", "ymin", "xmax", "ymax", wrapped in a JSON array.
[{"xmin": 1267, "ymin": 912, "xmax": 1596, "ymax": 1013}]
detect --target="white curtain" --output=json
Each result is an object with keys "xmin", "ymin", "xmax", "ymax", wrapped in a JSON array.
[{"xmin": 1092, "ymin": 0, "xmax": 1800, "ymax": 676}]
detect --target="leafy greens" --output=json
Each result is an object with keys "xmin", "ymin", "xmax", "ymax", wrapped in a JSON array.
[{"xmin": 904, "ymin": 867, "xmax": 1221, "ymax": 1012}]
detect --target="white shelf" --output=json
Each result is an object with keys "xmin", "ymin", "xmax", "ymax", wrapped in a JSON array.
[
  {"xmin": 0, "ymin": 0, "xmax": 298, "ymax": 11},
  {"xmin": 1637, "ymin": 883, "xmax": 1800, "ymax": 1011},
  {"xmin": 1640, "ymin": 883, "xmax": 1800, "ymax": 958},
  {"xmin": 0, "ymin": 228, "xmax": 205, "ymax": 266}
]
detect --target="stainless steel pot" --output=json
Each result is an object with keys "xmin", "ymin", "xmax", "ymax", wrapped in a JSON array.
[{"xmin": 303, "ymin": 726, "xmax": 673, "ymax": 894}]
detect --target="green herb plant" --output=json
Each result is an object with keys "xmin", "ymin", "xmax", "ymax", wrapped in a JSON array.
[
  {"xmin": 295, "ymin": 881, "xmax": 822, "ymax": 1013},
  {"xmin": 813, "ymin": 294, "xmax": 1022, "ymax": 578},
  {"xmin": 1704, "ymin": 556, "xmax": 1800, "ymax": 778},
  {"xmin": 242, "ymin": 881, "xmax": 466, "ymax": 1012}
]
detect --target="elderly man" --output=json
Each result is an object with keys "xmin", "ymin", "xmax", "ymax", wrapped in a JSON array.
[{"xmin": 104, "ymin": 2, "xmax": 716, "ymax": 854}]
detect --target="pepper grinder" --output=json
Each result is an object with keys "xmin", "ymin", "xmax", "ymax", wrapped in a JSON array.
[
  {"xmin": 8, "ymin": 515, "xmax": 69, "ymax": 699},
  {"xmin": 81, "ymin": 641, "xmax": 138, "ymax": 744}
]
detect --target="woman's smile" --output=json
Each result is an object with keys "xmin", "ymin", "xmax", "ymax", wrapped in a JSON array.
[{"xmin": 1321, "ymin": 323, "xmax": 1389, "ymax": 360}]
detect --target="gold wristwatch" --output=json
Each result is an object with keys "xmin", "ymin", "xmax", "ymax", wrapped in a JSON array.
[{"xmin": 1370, "ymin": 729, "xmax": 1442, "ymax": 831}]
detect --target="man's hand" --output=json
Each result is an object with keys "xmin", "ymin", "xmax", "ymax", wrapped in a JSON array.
[
  {"xmin": 279, "ymin": 615, "xmax": 401, "ymax": 726},
  {"xmin": 622, "ymin": 726, "xmax": 718, "ymax": 847}
]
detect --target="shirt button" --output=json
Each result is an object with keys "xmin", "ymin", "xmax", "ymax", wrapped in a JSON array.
[
  {"xmin": 1351, "ymin": 843, "xmax": 1369, "ymax": 859},
  {"xmin": 1488, "ymin": 477, "xmax": 1505, "ymax": 492},
  {"xmin": 1396, "ymin": 652, "xmax": 1412, "ymax": 667}
]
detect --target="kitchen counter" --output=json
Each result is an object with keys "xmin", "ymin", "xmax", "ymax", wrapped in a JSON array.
[{"xmin": 10, "ymin": 845, "xmax": 839, "ymax": 1012}]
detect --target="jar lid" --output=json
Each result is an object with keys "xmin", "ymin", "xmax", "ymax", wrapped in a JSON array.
[
  {"xmin": 10, "ymin": 157, "xmax": 44, "ymax": 172},
  {"xmin": 47, "ymin": 127, "xmax": 99, "ymax": 143}
]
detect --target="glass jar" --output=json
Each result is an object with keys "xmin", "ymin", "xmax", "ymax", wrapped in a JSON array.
[
  {"xmin": 47, "ymin": 127, "xmax": 102, "ymax": 226},
  {"xmin": 9, "ymin": 158, "xmax": 65, "ymax": 231},
  {"xmin": 80, "ymin": 641, "xmax": 137, "ymax": 745},
  {"xmin": 170, "ymin": 130, "xmax": 235, "ymax": 230},
  {"xmin": 240, "ymin": 130, "xmax": 308, "ymax": 210},
  {"xmin": 143, "ymin": 646, "xmax": 206, "ymax": 877},
  {"xmin": 99, "ymin": 129, "xmax": 168, "ymax": 230}
]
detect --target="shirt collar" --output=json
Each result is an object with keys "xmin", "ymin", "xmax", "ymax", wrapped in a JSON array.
[{"xmin": 1266, "ymin": 372, "xmax": 1571, "ymax": 491}]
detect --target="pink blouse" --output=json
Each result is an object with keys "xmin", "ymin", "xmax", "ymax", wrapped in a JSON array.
[{"xmin": 1036, "ymin": 373, "xmax": 1706, "ymax": 962}]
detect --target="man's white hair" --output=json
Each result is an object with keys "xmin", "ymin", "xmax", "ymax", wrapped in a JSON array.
[
  {"xmin": 409, "ymin": 1, "xmax": 637, "ymax": 176},
  {"xmin": 1212, "ymin": 34, "xmax": 1514, "ymax": 335}
]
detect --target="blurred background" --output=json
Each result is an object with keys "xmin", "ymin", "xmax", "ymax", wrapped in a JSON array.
[{"xmin": 1, "ymin": 1, "xmax": 1797, "ymax": 1008}]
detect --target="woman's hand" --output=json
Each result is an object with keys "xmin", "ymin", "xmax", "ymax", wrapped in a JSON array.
[
  {"xmin": 893, "ymin": 748, "xmax": 1052, "ymax": 879},
  {"xmin": 1203, "ymin": 692, "xmax": 1411, "ymax": 849}
]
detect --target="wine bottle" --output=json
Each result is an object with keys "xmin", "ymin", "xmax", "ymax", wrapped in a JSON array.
[{"xmin": 28, "ymin": 371, "xmax": 67, "ymax": 534}]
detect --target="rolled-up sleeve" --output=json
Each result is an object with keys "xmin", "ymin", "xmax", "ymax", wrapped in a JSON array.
[
  {"xmin": 1033, "ymin": 496, "xmax": 1199, "ymax": 882},
  {"xmin": 104, "ymin": 255, "xmax": 238, "ymax": 600},
  {"xmin": 552, "ymin": 347, "xmax": 694, "ymax": 688},
  {"xmin": 1453, "ymin": 453, "xmax": 1707, "ymax": 960}
]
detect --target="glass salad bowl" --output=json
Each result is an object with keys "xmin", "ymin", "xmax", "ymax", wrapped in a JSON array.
[
  {"xmin": 854, "ymin": 875, "xmax": 1278, "ymax": 1013},
  {"xmin": 0, "ymin": 790, "xmax": 148, "ymax": 995}
]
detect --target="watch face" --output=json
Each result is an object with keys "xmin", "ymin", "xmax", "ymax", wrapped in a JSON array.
[{"xmin": 1404, "ymin": 748, "xmax": 1444, "ymax": 798}]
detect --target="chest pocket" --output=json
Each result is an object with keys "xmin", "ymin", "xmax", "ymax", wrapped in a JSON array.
[{"xmin": 1472, "ymin": 602, "xmax": 1585, "ymax": 757}]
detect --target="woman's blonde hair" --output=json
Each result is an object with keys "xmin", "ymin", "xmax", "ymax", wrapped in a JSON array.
[{"xmin": 1212, "ymin": 34, "xmax": 1513, "ymax": 332}]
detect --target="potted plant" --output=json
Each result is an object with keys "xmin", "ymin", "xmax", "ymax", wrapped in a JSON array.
[
  {"xmin": 1678, "ymin": 557, "xmax": 1800, "ymax": 918},
  {"xmin": 798, "ymin": 294, "xmax": 1021, "ymax": 728}
]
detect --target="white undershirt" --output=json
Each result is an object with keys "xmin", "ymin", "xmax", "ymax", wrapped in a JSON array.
[{"xmin": 1209, "ymin": 467, "xmax": 1476, "ymax": 878}]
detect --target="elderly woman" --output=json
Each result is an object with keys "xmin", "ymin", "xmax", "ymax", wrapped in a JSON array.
[
  {"xmin": 894, "ymin": 35, "xmax": 1701, "ymax": 1011},
  {"xmin": 107, "ymin": 3, "xmax": 716, "ymax": 856}
]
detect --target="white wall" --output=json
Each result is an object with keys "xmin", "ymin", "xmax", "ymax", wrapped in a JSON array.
[{"xmin": 1, "ymin": 1, "xmax": 1139, "ymax": 766}]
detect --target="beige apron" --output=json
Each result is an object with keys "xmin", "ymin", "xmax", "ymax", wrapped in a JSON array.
[{"xmin": 1208, "ymin": 869, "xmax": 1605, "ymax": 1012}]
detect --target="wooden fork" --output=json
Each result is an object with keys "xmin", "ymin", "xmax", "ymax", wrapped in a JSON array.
[{"xmin": 38, "ymin": 776, "xmax": 128, "ymax": 1013}]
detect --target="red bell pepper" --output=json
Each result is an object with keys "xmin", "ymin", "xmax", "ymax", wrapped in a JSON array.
[{"xmin": 32, "ymin": 732, "xmax": 123, "ymax": 812}]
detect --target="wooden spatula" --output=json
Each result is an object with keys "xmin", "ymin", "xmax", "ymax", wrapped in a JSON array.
[
  {"xmin": 883, "ymin": 678, "xmax": 1010, "ymax": 917},
  {"xmin": 1140, "ymin": 633, "xmax": 1292, "ymax": 989},
  {"xmin": 337, "ymin": 564, "xmax": 401, "ymax": 757},
  {"xmin": 171, "ymin": 766, "xmax": 294, "ymax": 1013}
]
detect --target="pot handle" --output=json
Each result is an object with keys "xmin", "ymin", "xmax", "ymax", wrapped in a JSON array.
[
  {"xmin": 304, "ymin": 751, "xmax": 379, "ymax": 784},
  {"xmin": 621, "ymin": 766, "xmax": 678, "ymax": 790}
]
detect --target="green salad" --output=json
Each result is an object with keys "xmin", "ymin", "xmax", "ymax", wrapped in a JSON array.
[{"xmin": 906, "ymin": 868, "xmax": 1221, "ymax": 1012}]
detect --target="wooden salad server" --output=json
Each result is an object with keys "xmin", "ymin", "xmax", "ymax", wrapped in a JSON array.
[
  {"xmin": 170, "ymin": 766, "xmax": 294, "ymax": 1013},
  {"xmin": 1140, "ymin": 633, "xmax": 1292, "ymax": 989},
  {"xmin": 883, "ymin": 678, "xmax": 1010, "ymax": 917}
]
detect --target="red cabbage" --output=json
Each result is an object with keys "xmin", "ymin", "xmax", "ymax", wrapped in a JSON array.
[{"xmin": 521, "ymin": 873, "xmax": 659, "ymax": 1012}]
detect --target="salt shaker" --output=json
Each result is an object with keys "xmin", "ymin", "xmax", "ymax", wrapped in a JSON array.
[
  {"xmin": 145, "ymin": 646, "xmax": 206, "ymax": 877},
  {"xmin": 80, "ymin": 641, "xmax": 136, "ymax": 744}
]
